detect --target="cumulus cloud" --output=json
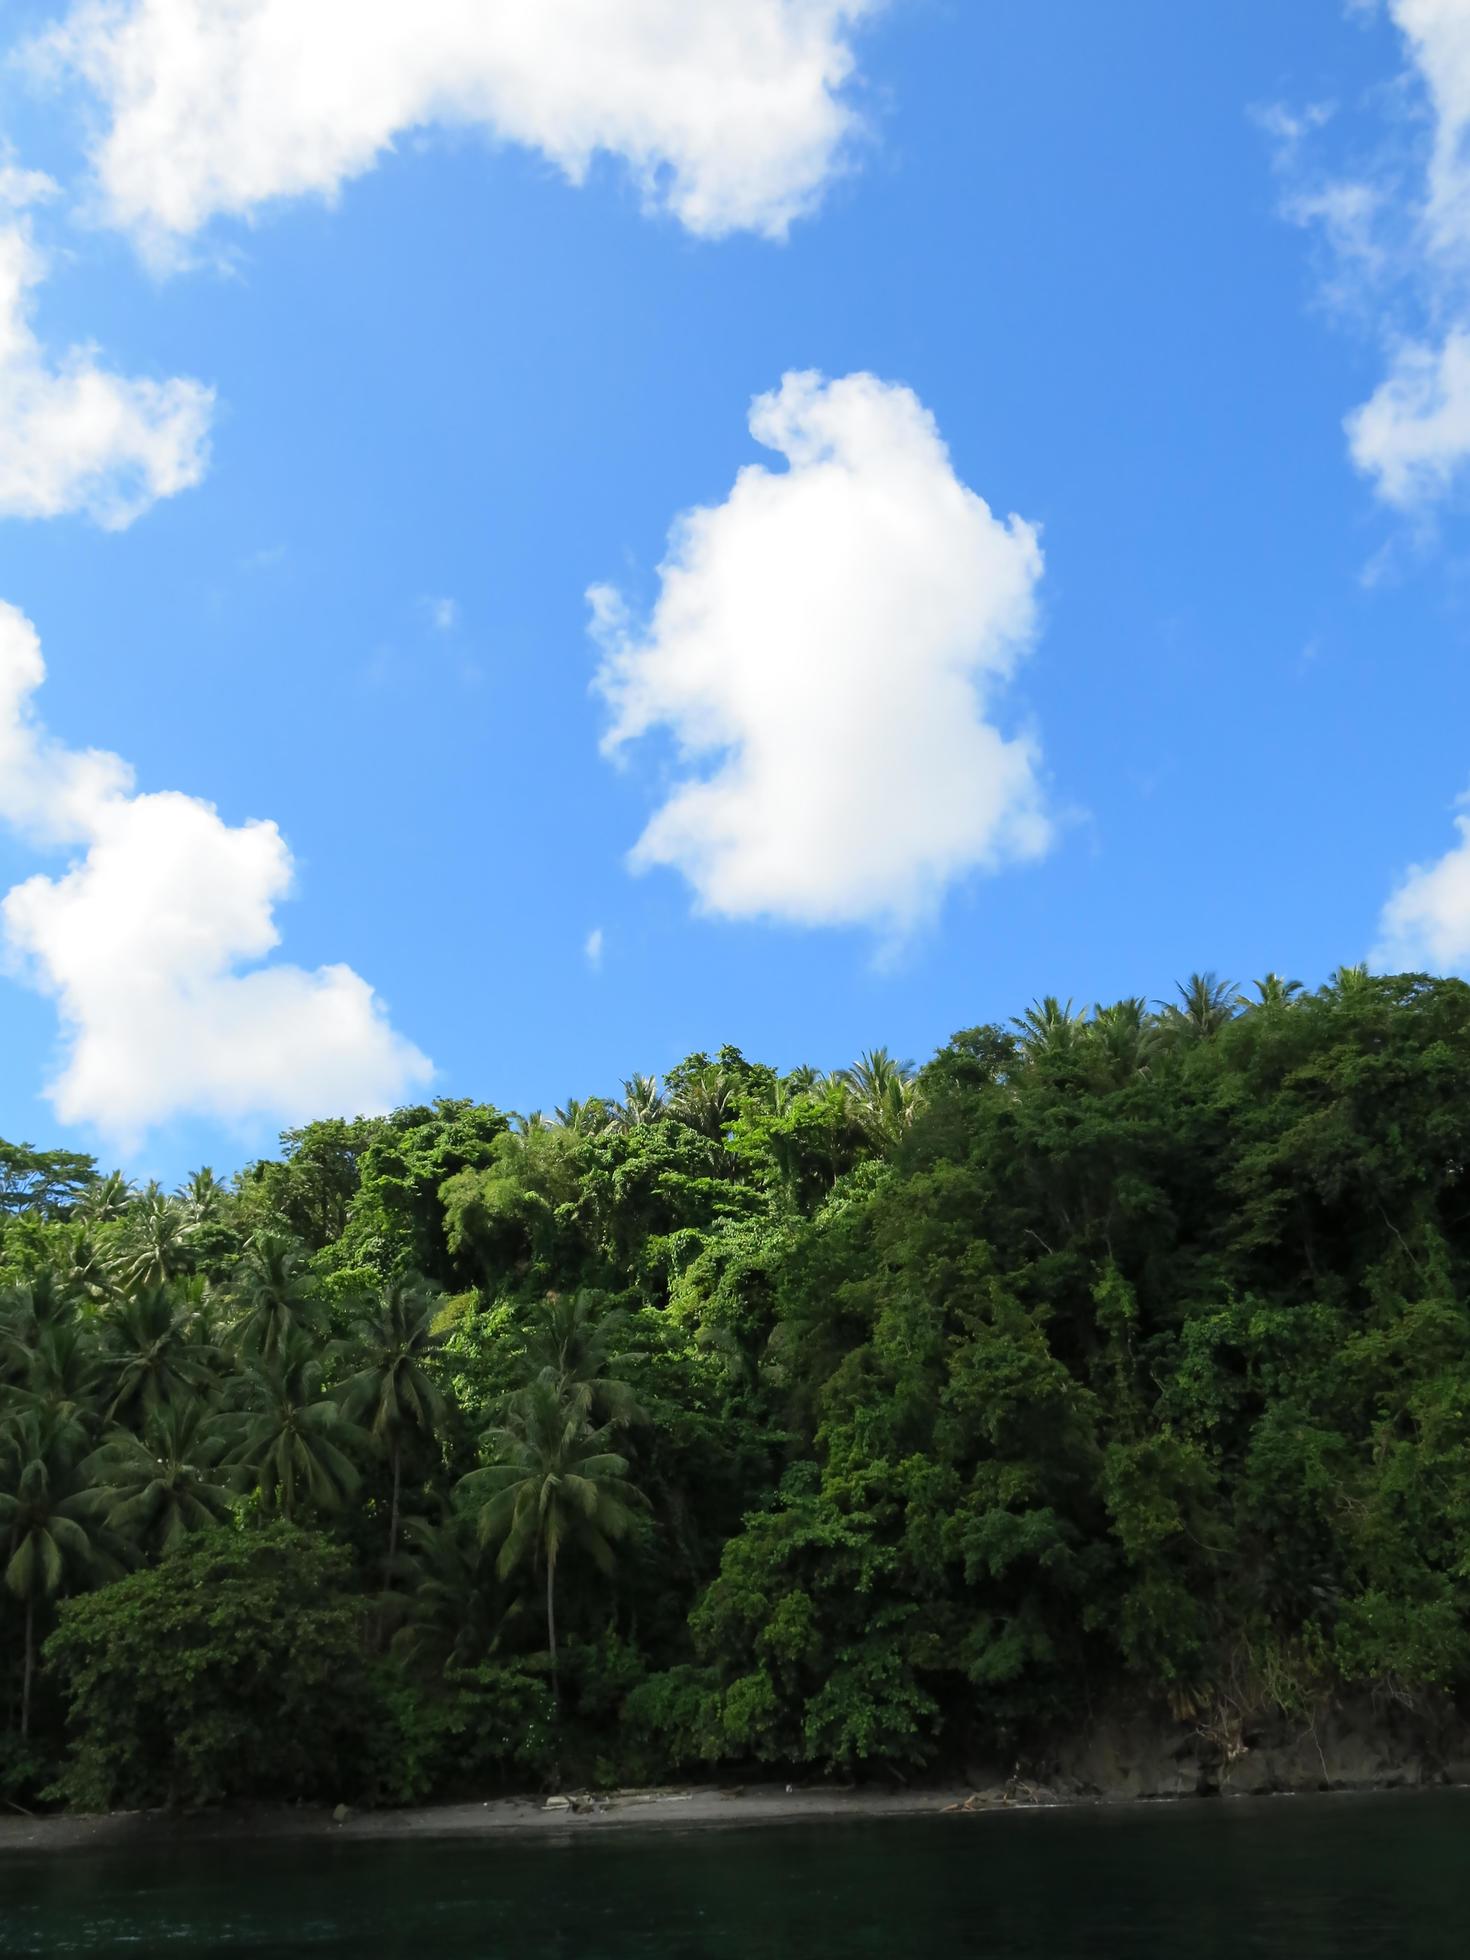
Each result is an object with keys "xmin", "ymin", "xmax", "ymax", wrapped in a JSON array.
[
  {"xmin": 35, "ymin": 0, "xmax": 882, "ymax": 258},
  {"xmin": 591, "ymin": 370, "xmax": 1050, "ymax": 933},
  {"xmin": 584, "ymin": 926, "xmax": 604, "ymax": 969},
  {"xmin": 1373, "ymin": 803, "xmax": 1470, "ymax": 970},
  {"xmin": 0, "ymin": 603, "xmax": 431, "ymax": 1143},
  {"xmin": 0, "ymin": 171, "xmax": 212, "ymax": 525}
]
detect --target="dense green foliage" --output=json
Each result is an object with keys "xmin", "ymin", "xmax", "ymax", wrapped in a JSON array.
[
  {"xmin": 5, "ymin": 969, "xmax": 1470, "ymax": 1809},
  {"xmin": 45, "ymin": 1526, "xmax": 376, "ymax": 1810}
]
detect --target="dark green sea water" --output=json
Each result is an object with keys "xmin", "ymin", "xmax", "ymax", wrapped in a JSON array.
[{"xmin": 3, "ymin": 1791, "xmax": 1468, "ymax": 1958}]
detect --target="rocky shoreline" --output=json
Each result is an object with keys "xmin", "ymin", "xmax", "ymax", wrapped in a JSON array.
[{"xmin": 4, "ymin": 1694, "xmax": 1466, "ymax": 1858}]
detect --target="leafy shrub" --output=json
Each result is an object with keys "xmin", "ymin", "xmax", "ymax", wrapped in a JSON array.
[
  {"xmin": 46, "ymin": 1524, "xmax": 376, "ymax": 1811},
  {"xmin": 367, "ymin": 1660, "xmax": 555, "ymax": 1804}
]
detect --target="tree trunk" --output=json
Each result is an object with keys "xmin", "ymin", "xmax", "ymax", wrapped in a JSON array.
[
  {"xmin": 386, "ymin": 1438, "xmax": 402, "ymax": 1586},
  {"xmin": 546, "ymin": 1557, "xmax": 559, "ymax": 1712},
  {"xmin": 21, "ymin": 1595, "xmax": 33, "ymax": 1740}
]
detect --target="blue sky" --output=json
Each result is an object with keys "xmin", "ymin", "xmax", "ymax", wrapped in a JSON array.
[{"xmin": 0, "ymin": 0, "xmax": 1467, "ymax": 1182}]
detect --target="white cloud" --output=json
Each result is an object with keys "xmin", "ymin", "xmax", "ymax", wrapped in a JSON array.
[
  {"xmin": 1274, "ymin": 2, "xmax": 1470, "ymax": 504},
  {"xmin": 1393, "ymin": 0, "xmax": 1470, "ymax": 255},
  {"xmin": 0, "ymin": 602, "xmax": 431, "ymax": 1143},
  {"xmin": 584, "ymin": 926, "xmax": 604, "ymax": 969},
  {"xmin": 36, "ymin": 0, "xmax": 882, "ymax": 258},
  {"xmin": 1348, "ymin": 326, "xmax": 1470, "ymax": 502},
  {"xmin": 0, "ymin": 162, "xmax": 62, "ymax": 211},
  {"xmin": 1342, "ymin": 3, "xmax": 1470, "ymax": 507},
  {"xmin": 1277, "ymin": 12, "xmax": 1470, "ymax": 958},
  {"xmin": 0, "ymin": 173, "xmax": 212, "ymax": 526},
  {"xmin": 426, "ymin": 596, "xmax": 458, "ymax": 632},
  {"xmin": 591, "ymin": 370, "xmax": 1050, "ymax": 933},
  {"xmin": 1373, "ymin": 803, "xmax": 1470, "ymax": 969}
]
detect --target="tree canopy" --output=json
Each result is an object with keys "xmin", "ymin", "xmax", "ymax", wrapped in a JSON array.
[{"xmin": 6, "ymin": 969, "xmax": 1470, "ymax": 1807}]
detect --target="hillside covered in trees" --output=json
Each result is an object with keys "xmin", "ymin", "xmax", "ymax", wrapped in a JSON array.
[{"xmin": 4, "ymin": 968, "xmax": 1470, "ymax": 1811}]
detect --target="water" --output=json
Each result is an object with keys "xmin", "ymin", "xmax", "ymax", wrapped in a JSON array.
[{"xmin": 2, "ymin": 1792, "xmax": 1468, "ymax": 1957}]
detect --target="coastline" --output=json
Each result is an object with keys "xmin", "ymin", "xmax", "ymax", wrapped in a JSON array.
[{"xmin": 3, "ymin": 1773, "xmax": 1466, "ymax": 1859}]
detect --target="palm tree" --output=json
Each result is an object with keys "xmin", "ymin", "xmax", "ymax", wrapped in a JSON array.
[
  {"xmin": 229, "ymin": 1231, "xmax": 322, "ymax": 1360},
  {"xmin": 103, "ymin": 1282, "xmax": 221, "ymax": 1428},
  {"xmin": 176, "ymin": 1166, "xmax": 228, "ymax": 1224},
  {"xmin": 1157, "ymin": 972, "xmax": 1238, "ymax": 1043},
  {"xmin": 0, "ymin": 1274, "xmax": 75, "ymax": 1379},
  {"xmin": 783, "ymin": 1064, "xmax": 827, "ymax": 1097},
  {"xmin": 517, "ymin": 1291, "xmax": 642, "ymax": 1429},
  {"xmin": 551, "ymin": 1097, "xmax": 613, "ymax": 1137},
  {"xmin": 391, "ymin": 1512, "xmax": 506, "ymax": 1671},
  {"xmin": 75, "ymin": 1169, "xmax": 134, "ymax": 1226},
  {"xmin": 463, "ymin": 1380, "xmax": 643, "ymax": 1706},
  {"xmin": 12, "ymin": 1321, "xmax": 106, "ymax": 1430},
  {"xmin": 1011, "ymin": 997, "xmax": 1085, "ymax": 1062},
  {"xmin": 667, "ymin": 1064, "xmax": 737, "ymax": 1140},
  {"xmin": 227, "ymin": 1333, "xmax": 365, "ymax": 1523},
  {"xmin": 335, "ymin": 1277, "xmax": 446, "ymax": 1578},
  {"xmin": 113, "ymin": 1189, "xmax": 193, "ymax": 1292},
  {"xmin": 1325, "ymin": 963, "xmax": 1373, "ymax": 999},
  {"xmin": 57, "ymin": 1229, "xmax": 115, "ymax": 1307},
  {"xmin": 1088, "ymin": 997, "xmax": 1157, "ymax": 1079},
  {"xmin": 838, "ymin": 1047, "xmax": 919, "ymax": 1145},
  {"xmin": 0, "ymin": 1409, "xmax": 106, "ymax": 1734},
  {"xmin": 739, "ymin": 1074, "xmax": 789, "ymax": 1121},
  {"xmin": 1241, "ymin": 973, "xmax": 1304, "ymax": 1010},
  {"xmin": 82, "ymin": 1401, "xmax": 233, "ymax": 1557},
  {"xmin": 610, "ymin": 1075, "xmax": 665, "ymax": 1130}
]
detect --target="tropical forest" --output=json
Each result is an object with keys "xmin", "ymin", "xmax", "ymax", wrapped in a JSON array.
[{"xmin": 2, "ymin": 966, "xmax": 1469, "ymax": 1815}]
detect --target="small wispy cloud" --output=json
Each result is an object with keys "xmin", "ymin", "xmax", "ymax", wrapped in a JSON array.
[
  {"xmin": 1251, "ymin": 98, "xmax": 1335, "ymax": 161},
  {"xmin": 0, "ymin": 157, "xmax": 60, "ymax": 209},
  {"xmin": 0, "ymin": 170, "xmax": 214, "ymax": 527},
  {"xmin": 584, "ymin": 927, "xmax": 604, "ymax": 970},
  {"xmin": 360, "ymin": 645, "xmax": 395, "ymax": 689},
  {"xmin": 1261, "ymin": 5, "xmax": 1470, "ymax": 509},
  {"xmin": 1258, "ymin": 8, "xmax": 1470, "ymax": 978},
  {"xmin": 425, "ymin": 596, "xmax": 458, "ymax": 632}
]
